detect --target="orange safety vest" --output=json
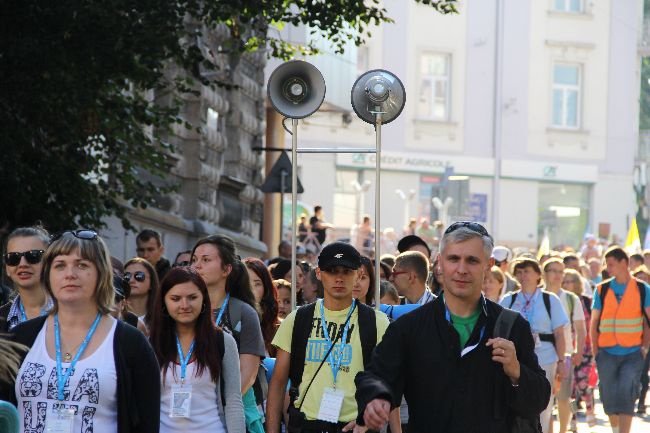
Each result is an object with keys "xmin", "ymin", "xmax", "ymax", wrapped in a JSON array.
[{"xmin": 597, "ymin": 278, "xmax": 644, "ymax": 348}]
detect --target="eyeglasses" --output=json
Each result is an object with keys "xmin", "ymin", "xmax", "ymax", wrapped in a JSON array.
[
  {"xmin": 444, "ymin": 221, "xmax": 490, "ymax": 237},
  {"xmin": 173, "ymin": 261, "xmax": 190, "ymax": 268},
  {"xmin": 51, "ymin": 229, "xmax": 98, "ymax": 243},
  {"xmin": 4, "ymin": 250, "xmax": 45, "ymax": 266},
  {"xmin": 545, "ymin": 269, "xmax": 564, "ymax": 274},
  {"xmin": 391, "ymin": 270, "xmax": 410, "ymax": 278},
  {"xmin": 124, "ymin": 271, "xmax": 146, "ymax": 283}
]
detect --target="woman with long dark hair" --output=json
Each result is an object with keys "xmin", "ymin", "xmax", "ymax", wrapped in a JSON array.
[
  {"xmin": 124, "ymin": 257, "xmax": 159, "ymax": 328},
  {"xmin": 149, "ymin": 267, "xmax": 244, "ymax": 433},
  {"xmin": 243, "ymin": 258, "xmax": 280, "ymax": 357},
  {"xmin": 353, "ymin": 256, "xmax": 376, "ymax": 306},
  {"xmin": 191, "ymin": 235, "xmax": 265, "ymax": 433}
]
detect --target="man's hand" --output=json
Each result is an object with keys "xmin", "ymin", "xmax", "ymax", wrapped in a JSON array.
[
  {"xmin": 556, "ymin": 359, "xmax": 566, "ymax": 380},
  {"xmin": 362, "ymin": 399, "xmax": 391, "ymax": 431},
  {"xmin": 486, "ymin": 337, "xmax": 520, "ymax": 383},
  {"xmin": 342, "ymin": 421, "xmax": 368, "ymax": 433}
]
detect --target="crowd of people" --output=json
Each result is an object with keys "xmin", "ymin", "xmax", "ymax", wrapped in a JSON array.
[{"xmin": 0, "ymin": 221, "xmax": 648, "ymax": 433}]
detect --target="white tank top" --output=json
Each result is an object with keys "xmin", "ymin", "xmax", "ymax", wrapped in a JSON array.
[
  {"xmin": 160, "ymin": 361, "xmax": 226, "ymax": 433},
  {"xmin": 15, "ymin": 317, "xmax": 118, "ymax": 433}
]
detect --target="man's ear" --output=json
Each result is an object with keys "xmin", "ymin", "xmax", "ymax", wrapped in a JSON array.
[
  {"xmin": 488, "ymin": 257, "xmax": 495, "ymax": 268},
  {"xmin": 316, "ymin": 267, "xmax": 322, "ymax": 281}
]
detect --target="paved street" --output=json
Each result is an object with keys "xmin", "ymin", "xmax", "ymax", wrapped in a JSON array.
[{"xmin": 552, "ymin": 391, "xmax": 649, "ymax": 433}]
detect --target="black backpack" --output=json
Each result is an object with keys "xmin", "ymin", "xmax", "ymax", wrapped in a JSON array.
[
  {"xmin": 493, "ymin": 309, "xmax": 542, "ymax": 433},
  {"xmin": 508, "ymin": 291, "xmax": 556, "ymax": 347},
  {"xmin": 288, "ymin": 301, "xmax": 377, "ymax": 408}
]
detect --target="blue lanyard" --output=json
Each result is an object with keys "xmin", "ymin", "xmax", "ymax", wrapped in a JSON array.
[
  {"xmin": 54, "ymin": 313, "xmax": 102, "ymax": 401},
  {"xmin": 442, "ymin": 294, "xmax": 485, "ymax": 357},
  {"xmin": 175, "ymin": 335, "xmax": 196, "ymax": 383},
  {"xmin": 18, "ymin": 299, "xmax": 47, "ymax": 323},
  {"xmin": 520, "ymin": 290, "xmax": 538, "ymax": 323},
  {"xmin": 215, "ymin": 293, "xmax": 230, "ymax": 326},
  {"xmin": 319, "ymin": 299, "xmax": 356, "ymax": 386}
]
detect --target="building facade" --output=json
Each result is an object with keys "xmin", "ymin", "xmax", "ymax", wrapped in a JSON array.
[{"xmin": 290, "ymin": 0, "xmax": 642, "ymax": 249}]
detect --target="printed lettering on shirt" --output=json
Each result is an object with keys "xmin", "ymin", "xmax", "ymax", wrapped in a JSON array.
[
  {"xmin": 305, "ymin": 318, "xmax": 354, "ymax": 365},
  {"xmin": 19, "ymin": 363, "xmax": 101, "ymax": 433}
]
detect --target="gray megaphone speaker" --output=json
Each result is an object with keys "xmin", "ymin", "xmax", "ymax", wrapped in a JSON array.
[{"xmin": 267, "ymin": 60, "xmax": 326, "ymax": 119}]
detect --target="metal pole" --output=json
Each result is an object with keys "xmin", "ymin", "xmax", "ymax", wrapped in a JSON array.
[
  {"xmin": 280, "ymin": 170, "xmax": 286, "ymax": 242},
  {"xmin": 374, "ymin": 114, "xmax": 382, "ymax": 309},
  {"xmin": 291, "ymin": 118, "xmax": 298, "ymax": 311},
  {"xmin": 491, "ymin": 0, "xmax": 504, "ymax": 239}
]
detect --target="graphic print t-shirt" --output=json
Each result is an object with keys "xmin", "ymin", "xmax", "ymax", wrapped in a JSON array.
[
  {"xmin": 15, "ymin": 318, "xmax": 118, "ymax": 433},
  {"xmin": 272, "ymin": 300, "xmax": 389, "ymax": 422}
]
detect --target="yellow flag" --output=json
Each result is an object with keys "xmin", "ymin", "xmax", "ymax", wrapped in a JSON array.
[
  {"xmin": 625, "ymin": 218, "xmax": 641, "ymax": 255},
  {"xmin": 537, "ymin": 228, "xmax": 550, "ymax": 261}
]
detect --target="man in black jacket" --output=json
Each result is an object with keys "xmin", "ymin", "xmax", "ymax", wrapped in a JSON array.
[{"xmin": 355, "ymin": 221, "xmax": 550, "ymax": 432}]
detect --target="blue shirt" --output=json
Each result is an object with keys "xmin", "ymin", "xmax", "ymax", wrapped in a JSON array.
[
  {"xmin": 500, "ymin": 288, "xmax": 569, "ymax": 365},
  {"xmin": 592, "ymin": 279, "xmax": 650, "ymax": 355}
]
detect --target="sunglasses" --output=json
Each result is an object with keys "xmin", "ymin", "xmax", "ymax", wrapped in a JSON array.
[
  {"xmin": 4, "ymin": 250, "xmax": 45, "ymax": 266},
  {"xmin": 124, "ymin": 271, "xmax": 146, "ymax": 283},
  {"xmin": 390, "ymin": 270, "xmax": 410, "ymax": 278},
  {"xmin": 51, "ymin": 229, "xmax": 98, "ymax": 243},
  {"xmin": 173, "ymin": 261, "xmax": 190, "ymax": 268},
  {"xmin": 444, "ymin": 221, "xmax": 490, "ymax": 237}
]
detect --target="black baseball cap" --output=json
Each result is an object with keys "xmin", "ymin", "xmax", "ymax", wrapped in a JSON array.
[
  {"xmin": 397, "ymin": 235, "xmax": 431, "ymax": 257},
  {"xmin": 318, "ymin": 242, "xmax": 361, "ymax": 271}
]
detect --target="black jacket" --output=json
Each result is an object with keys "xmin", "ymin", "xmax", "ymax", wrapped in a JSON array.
[
  {"xmin": 0, "ymin": 301, "xmax": 11, "ymax": 333},
  {"xmin": 2, "ymin": 316, "xmax": 160, "ymax": 433},
  {"xmin": 355, "ymin": 296, "xmax": 550, "ymax": 433},
  {"xmin": 155, "ymin": 258, "xmax": 171, "ymax": 283}
]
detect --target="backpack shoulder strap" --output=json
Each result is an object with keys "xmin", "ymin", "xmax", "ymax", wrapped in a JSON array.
[
  {"xmin": 634, "ymin": 279, "xmax": 650, "ymax": 327},
  {"xmin": 289, "ymin": 302, "xmax": 317, "ymax": 388},
  {"xmin": 357, "ymin": 302, "xmax": 377, "ymax": 369},
  {"xmin": 493, "ymin": 308, "xmax": 519, "ymax": 339},
  {"xmin": 508, "ymin": 291, "xmax": 519, "ymax": 309},
  {"xmin": 542, "ymin": 291, "xmax": 552, "ymax": 320}
]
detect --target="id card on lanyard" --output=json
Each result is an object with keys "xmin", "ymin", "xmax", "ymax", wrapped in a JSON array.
[
  {"xmin": 47, "ymin": 313, "xmax": 102, "ymax": 433},
  {"xmin": 316, "ymin": 300, "xmax": 356, "ymax": 423},
  {"xmin": 170, "ymin": 335, "xmax": 195, "ymax": 418}
]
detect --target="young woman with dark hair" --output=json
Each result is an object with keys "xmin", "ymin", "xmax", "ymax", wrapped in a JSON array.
[
  {"xmin": 191, "ymin": 234, "xmax": 265, "ymax": 433},
  {"xmin": 149, "ymin": 267, "xmax": 244, "ymax": 433},
  {"xmin": 124, "ymin": 257, "xmax": 159, "ymax": 327},
  {"xmin": 0, "ymin": 226, "xmax": 52, "ymax": 332},
  {"xmin": 243, "ymin": 257, "xmax": 280, "ymax": 357},
  {"xmin": 353, "ymin": 256, "xmax": 376, "ymax": 306}
]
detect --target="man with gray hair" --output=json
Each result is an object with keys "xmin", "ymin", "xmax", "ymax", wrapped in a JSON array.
[{"xmin": 355, "ymin": 221, "xmax": 550, "ymax": 432}]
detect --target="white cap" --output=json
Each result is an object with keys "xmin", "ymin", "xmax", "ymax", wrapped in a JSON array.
[{"xmin": 491, "ymin": 246, "xmax": 512, "ymax": 263}]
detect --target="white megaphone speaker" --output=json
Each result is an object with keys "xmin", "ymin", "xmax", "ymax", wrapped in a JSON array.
[
  {"xmin": 267, "ymin": 60, "xmax": 326, "ymax": 119},
  {"xmin": 267, "ymin": 60, "xmax": 325, "ymax": 311},
  {"xmin": 350, "ymin": 69, "xmax": 406, "ymax": 308}
]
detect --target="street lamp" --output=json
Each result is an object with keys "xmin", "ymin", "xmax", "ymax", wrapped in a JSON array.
[{"xmin": 395, "ymin": 189, "xmax": 416, "ymax": 230}]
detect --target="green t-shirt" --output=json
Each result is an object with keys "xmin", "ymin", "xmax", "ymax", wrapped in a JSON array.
[{"xmin": 450, "ymin": 308, "xmax": 481, "ymax": 348}]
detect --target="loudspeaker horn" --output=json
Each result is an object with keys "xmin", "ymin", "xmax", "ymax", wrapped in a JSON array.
[
  {"xmin": 351, "ymin": 69, "xmax": 405, "ymax": 125},
  {"xmin": 267, "ymin": 60, "xmax": 326, "ymax": 119}
]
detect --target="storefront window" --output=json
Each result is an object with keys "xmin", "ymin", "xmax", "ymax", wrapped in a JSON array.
[{"xmin": 538, "ymin": 183, "xmax": 590, "ymax": 248}]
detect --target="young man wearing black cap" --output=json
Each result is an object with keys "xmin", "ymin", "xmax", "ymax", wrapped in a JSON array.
[{"xmin": 267, "ymin": 242, "xmax": 390, "ymax": 433}]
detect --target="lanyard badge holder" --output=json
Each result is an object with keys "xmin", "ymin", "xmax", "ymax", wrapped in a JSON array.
[
  {"xmin": 46, "ymin": 313, "xmax": 101, "ymax": 433},
  {"xmin": 317, "ymin": 300, "xmax": 356, "ymax": 424},
  {"xmin": 170, "ymin": 336, "xmax": 196, "ymax": 418}
]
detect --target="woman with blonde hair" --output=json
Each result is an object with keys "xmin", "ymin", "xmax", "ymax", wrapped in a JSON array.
[
  {"xmin": 7, "ymin": 230, "xmax": 160, "ymax": 433},
  {"xmin": 483, "ymin": 266, "xmax": 505, "ymax": 302}
]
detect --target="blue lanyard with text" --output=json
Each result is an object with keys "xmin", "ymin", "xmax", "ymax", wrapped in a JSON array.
[
  {"xmin": 18, "ymin": 300, "xmax": 47, "ymax": 323},
  {"xmin": 442, "ymin": 294, "xmax": 485, "ymax": 357},
  {"xmin": 175, "ymin": 335, "xmax": 196, "ymax": 384},
  {"xmin": 215, "ymin": 293, "xmax": 230, "ymax": 326},
  {"xmin": 54, "ymin": 313, "xmax": 102, "ymax": 401},
  {"xmin": 320, "ymin": 299, "xmax": 356, "ymax": 387}
]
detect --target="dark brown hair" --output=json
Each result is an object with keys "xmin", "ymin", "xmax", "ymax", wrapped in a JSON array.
[
  {"xmin": 124, "ymin": 257, "xmax": 159, "ymax": 326},
  {"xmin": 243, "ymin": 257, "xmax": 280, "ymax": 356},
  {"xmin": 359, "ymin": 256, "xmax": 376, "ymax": 305},
  {"xmin": 149, "ymin": 267, "xmax": 222, "ymax": 384}
]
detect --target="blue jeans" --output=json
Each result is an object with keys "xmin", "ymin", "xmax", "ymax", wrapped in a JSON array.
[{"xmin": 596, "ymin": 350, "xmax": 644, "ymax": 415}]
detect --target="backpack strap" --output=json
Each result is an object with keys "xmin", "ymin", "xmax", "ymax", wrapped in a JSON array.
[
  {"xmin": 596, "ymin": 279, "xmax": 612, "ymax": 332},
  {"xmin": 508, "ymin": 291, "xmax": 519, "ymax": 309},
  {"xmin": 289, "ymin": 302, "xmax": 317, "ymax": 393},
  {"xmin": 217, "ymin": 328, "xmax": 226, "ymax": 408},
  {"xmin": 542, "ymin": 292, "xmax": 552, "ymax": 320},
  {"xmin": 634, "ymin": 279, "xmax": 650, "ymax": 328},
  {"xmin": 493, "ymin": 308, "xmax": 520, "ymax": 340},
  {"xmin": 357, "ymin": 303, "xmax": 377, "ymax": 369}
]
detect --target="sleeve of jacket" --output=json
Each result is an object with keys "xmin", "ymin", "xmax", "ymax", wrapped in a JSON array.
[
  {"xmin": 354, "ymin": 318, "xmax": 408, "ymax": 425},
  {"xmin": 127, "ymin": 326, "xmax": 161, "ymax": 433},
  {"xmin": 507, "ymin": 315, "xmax": 551, "ymax": 418}
]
